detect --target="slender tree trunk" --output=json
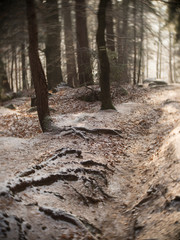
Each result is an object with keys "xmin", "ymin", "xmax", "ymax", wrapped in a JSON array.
[
  {"xmin": 137, "ymin": 1, "xmax": 144, "ymax": 84},
  {"xmin": 45, "ymin": 0, "xmax": 63, "ymax": 90},
  {"xmin": 75, "ymin": 0, "xmax": 93, "ymax": 86},
  {"xmin": 106, "ymin": 0, "xmax": 115, "ymax": 52},
  {"xmin": 6, "ymin": 50, "xmax": 11, "ymax": 90},
  {"xmin": 10, "ymin": 48, "xmax": 14, "ymax": 92},
  {"xmin": 14, "ymin": 48, "xmax": 18, "ymax": 91},
  {"xmin": 62, "ymin": 0, "xmax": 77, "ymax": 87},
  {"xmin": 18, "ymin": 51, "xmax": 21, "ymax": 90},
  {"xmin": 116, "ymin": 0, "xmax": 121, "ymax": 61},
  {"xmin": 96, "ymin": 0, "xmax": 115, "ymax": 110},
  {"xmin": 156, "ymin": 41, "xmax": 159, "ymax": 79},
  {"xmin": 6, "ymin": 52, "xmax": 11, "ymax": 89},
  {"xmin": 159, "ymin": 41, "xmax": 162, "ymax": 79},
  {"xmin": 21, "ymin": 42, "xmax": 27, "ymax": 90},
  {"xmin": 169, "ymin": 31, "xmax": 173, "ymax": 83},
  {"xmin": 173, "ymin": 47, "xmax": 177, "ymax": 83},
  {"xmin": 146, "ymin": 34, "xmax": 149, "ymax": 78},
  {"xmin": 26, "ymin": 0, "xmax": 51, "ymax": 132},
  {"xmin": 0, "ymin": 56, "xmax": 11, "ymax": 99},
  {"xmin": 119, "ymin": 0, "xmax": 130, "ymax": 83},
  {"xmin": 133, "ymin": 0, "xmax": 137, "ymax": 85},
  {"xmin": 156, "ymin": 21, "xmax": 161, "ymax": 79}
]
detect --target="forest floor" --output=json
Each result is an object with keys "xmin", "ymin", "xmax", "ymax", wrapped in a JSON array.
[{"xmin": 1, "ymin": 84, "xmax": 180, "ymax": 240}]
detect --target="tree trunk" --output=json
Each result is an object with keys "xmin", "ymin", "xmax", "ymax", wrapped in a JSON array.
[
  {"xmin": 75, "ymin": 0, "xmax": 93, "ymax": 86},
  {"xmin": 26, "ymin": 0, "xmax": 51, "ymax": 132},
  {"xmin": 146, "ymin": 33, "xmax": 149, "ymax": 78},
  {"xmin": 173, "ymin": 46, "xmax": 177, "ymax": 83},
  {"xmin": 116, "ymin": 0, "xmax": 121, "ymax": 61},
  {"xmin": 14, "ymin": 48, "xmax": 18, "ymax": 91},
  {"xmin": 18, "ymin": 51, "xmax": 21, "ymax": 90},
  {"xmin": 133, "ymin": 0, "xmax": 137, "ymax": 85},
  {"xmin": 45, "ymin": 0, "xmax": 63, "ymax": 90},
  {"xmin": 118, "ymin": 0, "xmax": 130, "ymax": 83},
  {"xmin": 96, "ymin": 0, "xmax": 115, "ymax": 110},
  {"xmin": 137, "ymin": 1, "xmax": 144, "ymax": 84},
  {"xmin": 169, "ymin": 31, "xmax": 173, "ymax": 83},
  {"xmin": 0, "ymin": 56, "xmax": 10, "ymax": 99},
  {"xmin": 106, "ymin": 0, "xmax": 115, "ymax": 52},
  {"xmin": 62, "ymin": 0, "xmax": 77, "ymax": 87},
  {"xmin": 21, "ymin": 42, "xmax": 27, "ymax": 90},
  {"xmin": 159, "ymin": 41, "xmax": 162, "ymax": 79},
  {"xmin": 156, "ymin": 19, "xmax": 161, "ymax": 79},
  {"xmin": 10, "ymin": 46, "xmax": 14, "ymax": 91}
]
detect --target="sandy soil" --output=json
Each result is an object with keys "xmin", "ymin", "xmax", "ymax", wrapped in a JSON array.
[{"xmin": 0, "ymin": 85, "xmax": 180, "ymax": 240}]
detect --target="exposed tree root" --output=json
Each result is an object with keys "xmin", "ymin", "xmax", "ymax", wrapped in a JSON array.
[
  {"xmin": 69, "ymin": 184, "xmax": 89, "ymax": 206},
  {"xmin": 71, "ymin": 127, "xmax": 90, "ymax": 141},
  {"xmin": 55, "ymin": 126, "xmax": 123, "ymax": 139},
  {"xmin": 19, "ymin": 169, "xmax": 35, "ymax": 178},
  {"xmin": 55, "ymin": 147, "xmax": 82, "ymax": 158},
  {"xmin": 69, "ymin": 184, "xmax": 103, "ymax": 206},
  {"xmin": 73, "ymin": 168, "xmax": 107, "ymax": 185},
  {"xmin": 80, "ymin": 176, "xmax": 112, "ymax": 200},
  {"xmin": 74, "ymin": 126, "xmax": 122, "ymax": 136},
  {"xmin": 18, "ymin": 148, "xmax": 82, "ymax": 178},
  {"xmin": 85, "ymin": 196, "xmax": 102, "ymax": 204},
  {"xmin": 80, "ymin": 160, "xmax": 113, "ymax": 172},
  {"xmin": 39, "ymin": 206, "xmax": 98, "ymax": 239},
  {"xmin": 89, "ymin": 177, "xmax": 112, "ymax": 199},
  {"xmin": 43, "ymin": 190, "xmax": 65, "ymax": 200},
  {"xmin": 39, "ymin": 206, "xmax": 83, "ymax": 228},
  {"xmin": 9, "ymin": 173, "xmax": 78, "ymax": 194},
  {"xmin": 80, "ymin": 217, "xmax": 102, "ymax": 235},
  {"xmin": 39, "ymin": 206, "xmax": 91, "ymax": 233}
]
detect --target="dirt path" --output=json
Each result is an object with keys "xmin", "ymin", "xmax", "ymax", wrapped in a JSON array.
[{"xmin": 1, "ymin": 85, "xmax": 180, "ymax": 240}]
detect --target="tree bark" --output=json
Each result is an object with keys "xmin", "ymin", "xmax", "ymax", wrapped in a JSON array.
[
  {"xmin": 62, "ymin": 0, "xmax": 77, "ymax": 87},
  {"xmin": 133, "ymin": 0, "xmax": 137, "ymax": 85},
  {"xmin": 106, "ymin": 0, "xmax": 115, "ymax": 52},
  {"xmin": 137, "ymin": 1, "xmax": 144, "ymax": 84},
  {"xmin": 169, "ymin": 31, "xmax": 174, "ymax": 83},
  {"xmin": 96, "ymin": 0, "xmax": 115, "ymax": 110},
  {"xmin": 26, "ymin": 0, "xmax": 51, "ymax": 132},
  {"xmin": 10, "ymin": 46, "xmax": 14, "ymax": 91},
  {"xmin": 21, "ymin": 42, "xmax": 27, "ymax": 90},
  {"xmin": 118, "ymin": 0, "xmax": 130, "ymax": 83},
  {"xmin": 14, "ymin": 48, "xmax": 18, "ymax": 91},
  {"xmin": 0, "ymin": 56, "xmax": 10, "ymax": 99},
  {"xmin": 45, "ymin": 0, "xmax": 63, "ymax": 90},
  {"xmin": 75, "ymin": 0, "xmax": 93, "ymax": 86},
  {"xmin": 146, "ymin": 33, "xmax": 149, "ymax": 78}
]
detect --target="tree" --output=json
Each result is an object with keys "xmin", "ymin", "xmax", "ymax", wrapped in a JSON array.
[
  {"xmin": 45, "ymin": 0, "xmax": 63, "ymax": 90},
  {"xmin": 106, "ymin": 0, "xmax": 115, "ymax": 52},
  {"xmin": 0, "ymin": 56, "xmax": 10, "ymax": 100},
  {"xmin": 133, "ymin": 0, "xmax": 137, "ymax": 85},
  {"xmin": 168, "ymin": 0, "xmax": 180, "ymax": 41},
  {"xmin": 137, "ymin": 0, "xmax": 144, "ymax": 84},
  {"xmin": 62, "ymin": 0, "xmax": 77, "ymax": 87},
  {"xmin": 75, "ymin": 0, "xmax": 93, "ymax": 86},
  {"xmin": 21, "ymin": 41, "xmax": 27, "ymax": 90},
  {"xmin": 26, "ymin": 0, "xmax": 51, "ymax": 132},
  {"xmin": 117, "ymin": 0, "xmax": 130, "ymax": 83},
  {"xmin": 96, "ymin": 0, "xmax": 115, "ymax": 110},
  {"xmin": 169, "ymin": 31, "xmax": 174, "ymax": 83}
]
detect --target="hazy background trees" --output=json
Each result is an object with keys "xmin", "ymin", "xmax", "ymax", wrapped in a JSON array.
[{"xmin": 0, "ymin": 0, "xmax": 180, "ymax": 101}]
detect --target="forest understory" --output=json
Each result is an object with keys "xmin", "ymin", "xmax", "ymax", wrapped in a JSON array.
[{"xmin": 1, "ymin": 84, "xmax": 180, "ymax": 240}]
